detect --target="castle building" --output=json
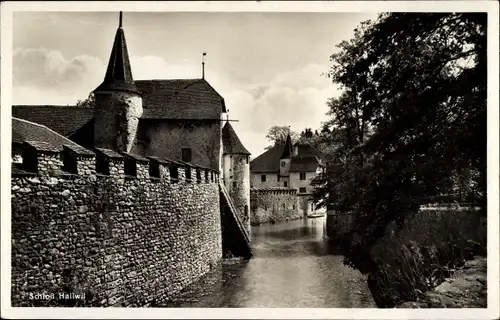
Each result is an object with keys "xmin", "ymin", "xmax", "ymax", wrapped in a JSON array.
[
  {"xmin": 221, "ymin": 122, "xmax": 251, "ymax": 232},
  {"xmin": 12, "ymin": 12, "xmax": 243, "ymax": 174},
  {"xmin": 11, "ymin": 12, "xmax": 252, "ymax": 247},
  {"xmin": 9, "ymin": 12, "xmax": 257, "ymax": 306},
  {"xmin": 250, "ymin": 133, "xmax": 323, "ymax": 216}
]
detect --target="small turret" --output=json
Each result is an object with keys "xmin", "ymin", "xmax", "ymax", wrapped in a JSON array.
[
  {"xmin": 279, "ymin": 133, "xmax": 292, "ymax": 178},
  {"xmin": 222, "ymin": 121, "xmax": 251, "ymax": 235},
  {"xmin": 93, "ymin": 11, "xmax": 143, "ymax": 153}
]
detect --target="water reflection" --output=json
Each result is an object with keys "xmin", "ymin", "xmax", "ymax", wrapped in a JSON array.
[{"xmin": 163, "ymin": 216, "xmax": 375, "ymax": 308}]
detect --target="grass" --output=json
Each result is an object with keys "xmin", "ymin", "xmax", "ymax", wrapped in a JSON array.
[{"xmin": 366, "ymin": 209, "xmax": 486, "ymax": 307}]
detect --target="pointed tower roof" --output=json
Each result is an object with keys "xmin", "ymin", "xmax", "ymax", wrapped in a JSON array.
[
  {"xmin": 280, "ymin": 133, "xmax": 292, "ymax": 159},
  {"xmin": 222, "ymin": 122, "xmax": 250, "ymax": 155},
  {"xmin": 94, "ymin": 12, "xmax": 140, "ymax": 95}
]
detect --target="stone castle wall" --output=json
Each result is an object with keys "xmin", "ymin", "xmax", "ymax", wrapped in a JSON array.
[
  {"xmin": 132, "ymin": 120, "xmax": 221, "ymax": 171},
  {"xmin": 11, "ymin": 146, "xmax": 222, "ymax": 307},
  {"xmin": 250, "ymin": 188, "xmax": 301, "ymax": 225},
  {"xmin": 223, "ymin": 154, "xmax": 250, "ymax": 235}
]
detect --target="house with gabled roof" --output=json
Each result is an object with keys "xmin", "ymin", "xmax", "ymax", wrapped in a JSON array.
[{"xmin": 250, "ymin": 133, "xmax": 324, "ymax": 216}]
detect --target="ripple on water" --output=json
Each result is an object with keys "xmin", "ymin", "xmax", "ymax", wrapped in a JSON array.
[{"xmin": 162, "ymin": 217, "xmax": 376, "ymax": 308}]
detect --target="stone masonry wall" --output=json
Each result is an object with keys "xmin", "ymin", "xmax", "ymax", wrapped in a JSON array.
[
  {"xmin": 11, "ymin": 152, "xmax": 222, "ymax": 307},
  {"xmin": 133, "ymin": 120, "xmax": 221, "ymax": 171},
  {"xmin": 250, "ymin": 189, "xmax": 301, "ymax": 225},
  {"xmin": 289, "ymin": 171, "xmax": 318, "ymax": 195},
  {"xmin": 226, "ymin": 154, "xmax": 250, "ymax": 235}
]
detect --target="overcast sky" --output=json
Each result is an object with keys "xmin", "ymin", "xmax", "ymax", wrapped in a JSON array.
[{"xmin": 13, "ymin": 11, "xmax": 378, "ymax": 157}]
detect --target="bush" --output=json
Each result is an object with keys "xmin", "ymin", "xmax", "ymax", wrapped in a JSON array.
[{"xmin": 366, "ymin": 209, "xmax": 486, "ymax": 307}]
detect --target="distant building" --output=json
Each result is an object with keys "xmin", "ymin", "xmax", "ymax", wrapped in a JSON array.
[{"xmin": 250, "ymin": 133, "xmax": 324, "ymax": 216}]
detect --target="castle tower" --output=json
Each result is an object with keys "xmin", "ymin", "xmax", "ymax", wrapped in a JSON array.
[
  {"xmin": 279, "ymin": 133, "xmax": 293, "ymax": 179},
  {"xmin": 222, "ymin": 121, "xmax": 251, "ymax": 235},
  {"xmin": 93, "ymin": 12, "xmax": 143, "ymax": 153}
]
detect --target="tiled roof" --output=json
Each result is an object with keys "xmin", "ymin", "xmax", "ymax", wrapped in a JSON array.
[
  {"xmin": 294, "ymin": 143, "xmax": 318, "ymax": 157},
  {"xmin": 13, "ymin": 78, "xmax": 226, "ymax": 130},
  {"xmin": 25, "ymin": 141, "xmax": 60, "ymax": 153},
  {"xmin": 63, "ymin": 144, "xmax": 95, "ymax": 156},
  {"xmin": 12, "ymin": 106, "xmax": 94, "ymax": 137},
  {"xmin": 94, "ymin": 15, "xmax": 140, "ymax": 95},
  {"xmin": 95, "ymin": 148, "xmax": 123, "ymax": 159},
  {"xmin": 250, "ymin": 144, "xmax": 284, "ymax": 173},
  {"xmin": 290, "ymin": 156, "xmax": 320, "ymax": 172},
  {"xmin": 123, "ymin": 152, "xmax": 149, "ymax": 163},
  {"xmin": 222, "ymin": 122, "xmax": 250, "ymax": 155},
  {"xmin": 250, "ymin": 142, "xmax": 320, "ymax": 173},
  {"xmin": 12, "ymin": 117, "xmax": 91, "ymax": 153},
  {"xmin": 146, "ymin": 156, "xmax": 170, "ymax": 164},
  {"xmin": 136, "ymin": 79, "xmax": 227, "ymax": 119}
]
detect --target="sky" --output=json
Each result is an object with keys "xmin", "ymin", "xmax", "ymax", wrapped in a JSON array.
[{"xmin": 13, "ymin": 11, "xmax": 379, "ymax": 157}]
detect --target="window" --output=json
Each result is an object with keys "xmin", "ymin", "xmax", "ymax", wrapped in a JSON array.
[
  {"xmin": 185, "ymin": 167, "xmax": 192, "ymax": 181},
  {"xmin": 246, "ymin": 156, "xmax": 249, "ymax": 164},
  {"xmin": 300, "ymin": 172, "xmax": 306, "ymax": 180},
  {"xmin": 277, "ymin": 174, "xmax": 280, "ymax": 182},
  {"xmin": 181, "ymin": 148, "xmax": 192, "ymax": 163},
  {"xmin": 284, "ymin": 181, "xmax": 288, "ymax": 187},
  {"xmin": 232, "ymin": 181, "xmax": 236, "ymax": 189},
  {"xmin": 299, "ymin": 187, "xmax": 307, "ymax": 193},
  {"xmin": 261, "ymin": 174, "xmax": 266, "ymax": 182},
  {"xmin": 281, "ymin": 161, "xmax": 286, "ymax": 167}
]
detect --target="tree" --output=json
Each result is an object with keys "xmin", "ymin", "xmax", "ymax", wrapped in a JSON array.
[
  {"xmin": 320, "ymin": 12, "xmax": 486, "ymax": 251},
  {"xmin": 264, "ymin": 126, "xmax": 299, "ymax": 150},
  {"xmin": 76, "ymin": 92, "xmax": 96, "ymax": 108}
]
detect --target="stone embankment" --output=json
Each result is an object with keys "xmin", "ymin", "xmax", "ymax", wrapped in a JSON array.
[
  {"xmin": 398, "ymin": 256, "xmax": 487, "ymax": 308},
  {"xmin": 250, "ymin": 188, "xmax": 302, "ymax": 225}
]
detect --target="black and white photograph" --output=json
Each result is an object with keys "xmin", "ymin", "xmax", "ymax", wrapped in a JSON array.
[{"xmin": 1, "ymin": 1, "xmax": 499, "ymax": 319}]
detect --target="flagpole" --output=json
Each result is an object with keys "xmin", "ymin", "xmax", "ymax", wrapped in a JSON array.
[{"xmin": 202, "ymin": 52, "xmax": 206, "ymax": 79}]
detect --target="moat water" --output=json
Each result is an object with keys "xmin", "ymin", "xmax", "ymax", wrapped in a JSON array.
[{"xmin": 163, "ymin": 216, "xmax": 375, "ymax": 308}]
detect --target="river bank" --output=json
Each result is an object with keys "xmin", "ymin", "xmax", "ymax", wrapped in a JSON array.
[
  {"xmin": 397, "ymin": 256, "xmax": 486, "ymax": 308},
  {"xmin": 328, "ymin": 209, "xmax": 487, "ymax": 307}
]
